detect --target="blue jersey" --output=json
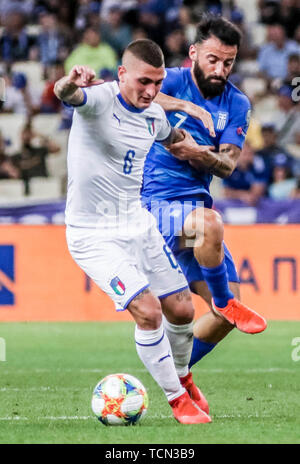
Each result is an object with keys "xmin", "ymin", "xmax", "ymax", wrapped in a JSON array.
[{"xmin": 141, "ymin": 67, "xmax": 251, "ymax": 206}]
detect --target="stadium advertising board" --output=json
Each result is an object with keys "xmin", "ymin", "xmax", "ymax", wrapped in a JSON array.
[{"xmin": 0, "ymin": 225, "xmax": 299, "ymax": 321}]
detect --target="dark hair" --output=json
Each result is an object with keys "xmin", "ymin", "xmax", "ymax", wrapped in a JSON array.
[
  {"xmin": 288, "ymin": 53, "xmax": 300, "ymax": 62},
  {"xmin": 195, "ymin": 14, "xmax": 242, "ymax": 49},
  {"xmin": 124, "ymin": 39, "xmax": 164, "ymax": 68}
]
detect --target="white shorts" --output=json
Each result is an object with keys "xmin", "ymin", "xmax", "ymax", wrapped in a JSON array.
[{"xmin": 66, "ymin": 220, "xmax": 188, "ymax": 311}]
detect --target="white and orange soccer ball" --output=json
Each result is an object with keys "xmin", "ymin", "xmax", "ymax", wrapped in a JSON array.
[{"xmin": 91, "ymin": 373, "xmax": 148, "ymax": 426}]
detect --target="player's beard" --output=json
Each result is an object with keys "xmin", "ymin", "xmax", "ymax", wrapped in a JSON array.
[{"xmin": 193, "ymin": 61, "xmax": 227, "ymax": 98}]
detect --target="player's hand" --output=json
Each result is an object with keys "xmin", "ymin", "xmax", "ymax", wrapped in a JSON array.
[
  {"xmin": 68, "ymin": 65, "xmax": 104, "ymax": 88},
  {"xmin": 182, "ymin": 101, "xmax": 216, "ymax": 138},
  {"xmin": 169, "ymin": 129, "xmax": 215, "ymax": 161}
]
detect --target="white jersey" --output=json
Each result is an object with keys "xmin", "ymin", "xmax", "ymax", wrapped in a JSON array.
[{"xmin": 65, "ymin": 81, "xmax": 171, "ymax": 229}]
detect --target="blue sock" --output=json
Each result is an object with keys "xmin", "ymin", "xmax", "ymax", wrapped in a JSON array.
[
  {"xmin": 189, "ymin": 337, "xmax": 216, "ymax": 369},
  {"xmin": 200, "ymin": 259, "xmax": 234, "ymax": 308}
]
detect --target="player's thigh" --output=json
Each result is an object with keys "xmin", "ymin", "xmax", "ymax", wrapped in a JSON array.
[
  {"xmin": 66, "ymin": 226, "xmax": 149, "ymax": 312},
  {"xmin": 142, "ymin": 224, "xmax": 189, "ymax": 304},
  {"xmin": 180, "ymin": 206, "xmax": 223, "ymax": 249}
]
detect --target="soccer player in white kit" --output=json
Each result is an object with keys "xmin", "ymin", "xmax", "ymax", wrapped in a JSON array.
[{"xmin": 54, "ymin": 39, "xmax": 211, "ymax": 424}]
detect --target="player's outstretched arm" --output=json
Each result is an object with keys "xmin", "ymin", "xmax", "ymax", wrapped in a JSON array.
[
  {"xmin": 155, "ymin": 92, "xmax": 216, "ymax": 138},
  {"xmin": 168, "ymin": 132, "xmax": 240, "ymax": 179},
  {"xmin": 54, "ymin": 65, "xmax": 103, "ymax": 105}
]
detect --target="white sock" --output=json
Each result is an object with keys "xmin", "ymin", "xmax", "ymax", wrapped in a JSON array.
[
  {"xmin": 162, "ymin": 315, "xmax": 193, "ymax": 378},
  {"xmin": 135, "ymin": 323, "xmax": 185, "ymax": 402}
]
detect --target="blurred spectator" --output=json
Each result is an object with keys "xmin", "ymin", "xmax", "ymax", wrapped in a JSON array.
[
  {"xmin": 100, "ymin": 6, "xmax": 133, "ymax": 59},
  {"xmin": 268, "ymin": 152, "xmax": 297, "ymax": 199},
  {"xmin": 2, "ymin": 72, "xmax": 41, "ymax": 116},
  {"xmin": 290, "ymin": 176, "xmax": 300, "ymax": 198},
  {"xmin": 131, "ymin": 27, "xmax": 149, "ymax": 41},
  {"xmin": 163, "ymin": 28, "xmax": 188, "ymax": 67},
  {"xmin": 0, "ymin": 0, "xmax": 34, "ymax": 23},
  {"xmin": 64, "ymin": 27, "xmax": 117, "ymax": 76},
  {"xmin": 75, "ymin": 0, "xmax": 101, "ymax": 32},
  {"xmin": 222, "ymin": 142, "xmax": 268, "ymax": 205},
  {"xmin": 178, "ymin": 5, "xmax": 196, "ymax": 44},
  {"xmin": 256, "ymin": 123, "xmax": 295, "ymax": 178},
  {"xmin": 284, "ymin": 53, "xmax": 300, "ymax": 86},
  {"xmin": 12, "ymin": 121, "xmax": 60, "ymax": 194},
  {"xmin": 270, "ymin": 52, "xmax": 300, "ymax": 91},
  {"xmin": 245, "ymin": 117, "xmax": 264, "ymax": 151},
  {"xmin": 0, "ymin": 131, "xmax": 20, "ymax": 179},
  {"xmin": 100, "ymin": 1, "xmax": 138, "ymax": 21},
  {"xmin": 40, "ymin": 61, "xmax": 65, "ymax": 113},
  {"xmin": 278, "ymin": 0, "xmax": 300, "ymax": 39},
  {"xmin": 258, "ymin": 0, "xmax": 300, "ymax": 39},
  {"xmin": 270, "ymin": 84, "xmax": 300, "ymax": 147},
  {"xmin": 0, "ymin": 11, "xmax": 34, "ymax": 63},
  {"xmin": 258, "ymin": 24, "xmax": 300, "ymax": 81},
  {"xmin": 294, "ymin": 23, "xmax": 300, "ymax": 45},
  {"xmin": 138, "ymin": 4, "xmax": 163, "ymax": 47},
  {"xmin": 37, "ymin": 12, "xmax": 71, "ymax": 72},
  {"xmin": 230, "ymin": 8, "xmax": 257, "ymax": 60},
  {"xmin": 99, "ymin": 68, "xmax": 117, "ymax": 82},
  {"xmin": 258, "ymin": 0, "xmax": 282, "ymax": 25}
]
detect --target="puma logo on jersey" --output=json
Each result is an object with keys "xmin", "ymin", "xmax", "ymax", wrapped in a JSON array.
[{"xmin": 113, "ymin": 113, "xmax": 121, "ymax": 125}]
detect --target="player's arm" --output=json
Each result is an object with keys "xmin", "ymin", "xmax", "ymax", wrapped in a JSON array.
[
  {"xmin": 168, "ymin": 130, "xmax": 239, "ymax": 178},
  {"xmin": 197, "ymin": 142, "xmax": 241, "ymax": 178},
  {"xmin": 54, "ymin": 65, "xmax": 103, "ymax": 105},
  {"xmin": 155, "ymin": 92, "xmax": 215, "ymax": 137},
  {"xmin": 161, "ymin": 127, "xmax": 186, "ymax": 147}
]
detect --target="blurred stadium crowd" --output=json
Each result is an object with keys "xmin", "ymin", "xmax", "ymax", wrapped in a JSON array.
[{"xmin": 0, "ymin": 0, "xmax": 300, "ymax": 204}]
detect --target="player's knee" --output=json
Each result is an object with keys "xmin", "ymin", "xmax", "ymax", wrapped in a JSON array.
[
  {"xmin": 129, "ymin": 299, "xmax": 162, "ymax": 330},
  {"xmin": 194, "ymin": 209, "xmax": 223, "ymax": 248},
  {"xmin": 172, "ymin": 301, "xmax": 194, "ymax": 324},
  {"xmin": 163, "ymin": 294, "xmax": 194, "ymax": 324},
  {"xmin": 140, "ymin": 306, "xmax": 162, "ymax": 329}
]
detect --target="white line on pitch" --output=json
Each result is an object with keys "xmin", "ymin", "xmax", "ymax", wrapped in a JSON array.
[{"xmin": 0, "ymin": 367, "xmax": 297, "ymax": 374}]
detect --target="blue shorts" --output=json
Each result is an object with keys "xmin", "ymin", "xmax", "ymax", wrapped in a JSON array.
[{"xmin": 143, "ymin": 197, "xmax": 240, "ymax": 287}]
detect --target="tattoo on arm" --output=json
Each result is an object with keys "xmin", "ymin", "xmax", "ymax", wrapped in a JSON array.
[
  {"xmin": 162, "ymin": 127, "xmax": 184, "ymax": 147},
  {"xmin": 54, "ymin": 77, "xmax": 84, "ymax": 105},
  {"xmin": 207, "ymin": 144, "xmax": 240, "ymax": 178}
]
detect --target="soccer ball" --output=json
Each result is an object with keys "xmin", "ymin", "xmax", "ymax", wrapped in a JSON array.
[{"xmin": 91, "ymin": 373, "xmax": 148, "ymax": 426}]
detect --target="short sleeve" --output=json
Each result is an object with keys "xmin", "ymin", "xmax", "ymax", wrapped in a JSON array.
[
  {"xmin": 219, "ymin": 92, "xmax": 251, "ymax": 149},
  {"xmin": 64, "ymin": 83, "xmax": 113, "ymax": 116},
  {"xmin": 155, "ymin": 105, "xmax": 172, "ymax": 142},
  {"xmin": 160, "ymin": 67, "xmax": 184, "ymax": 97}
]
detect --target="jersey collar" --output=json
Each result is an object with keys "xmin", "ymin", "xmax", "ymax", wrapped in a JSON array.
[{"xmin": 117, "ymin": 93, "xmax": 145, "ymax": 113}]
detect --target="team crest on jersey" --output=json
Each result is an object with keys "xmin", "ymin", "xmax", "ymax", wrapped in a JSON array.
[
  {"xmin": 146, "ymin": 117, "xmax": 155, "ymax": 135},
  {"xmin": 110, "ymin": 276, "xmax": 125, "ymax": 296},
  {"xmin": 216, "ymin": 111, "xmax": 228, "ymax": 131}
]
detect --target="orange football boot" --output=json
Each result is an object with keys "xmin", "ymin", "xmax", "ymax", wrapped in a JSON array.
[
  {"xmin": 180, "ymin": 372, "xmax": 209, "ymax": 414},
  {"xmin": 211, "ymin": 298, "xmax": 267, "ymax": 334},
  {"xmin": 169, "ymin": 391, "xmax": 212, "ymax": 424}
]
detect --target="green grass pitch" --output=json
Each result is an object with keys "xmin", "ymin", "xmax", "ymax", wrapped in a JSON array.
[{"xmin": 0, "ymin": 320, "xmax": 299, "ymax": 444}]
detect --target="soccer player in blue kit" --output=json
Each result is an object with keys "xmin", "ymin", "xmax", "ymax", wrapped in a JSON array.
[{"xmin": 142, "ymin": 15, "xmax": 267, "ymax": 393}]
